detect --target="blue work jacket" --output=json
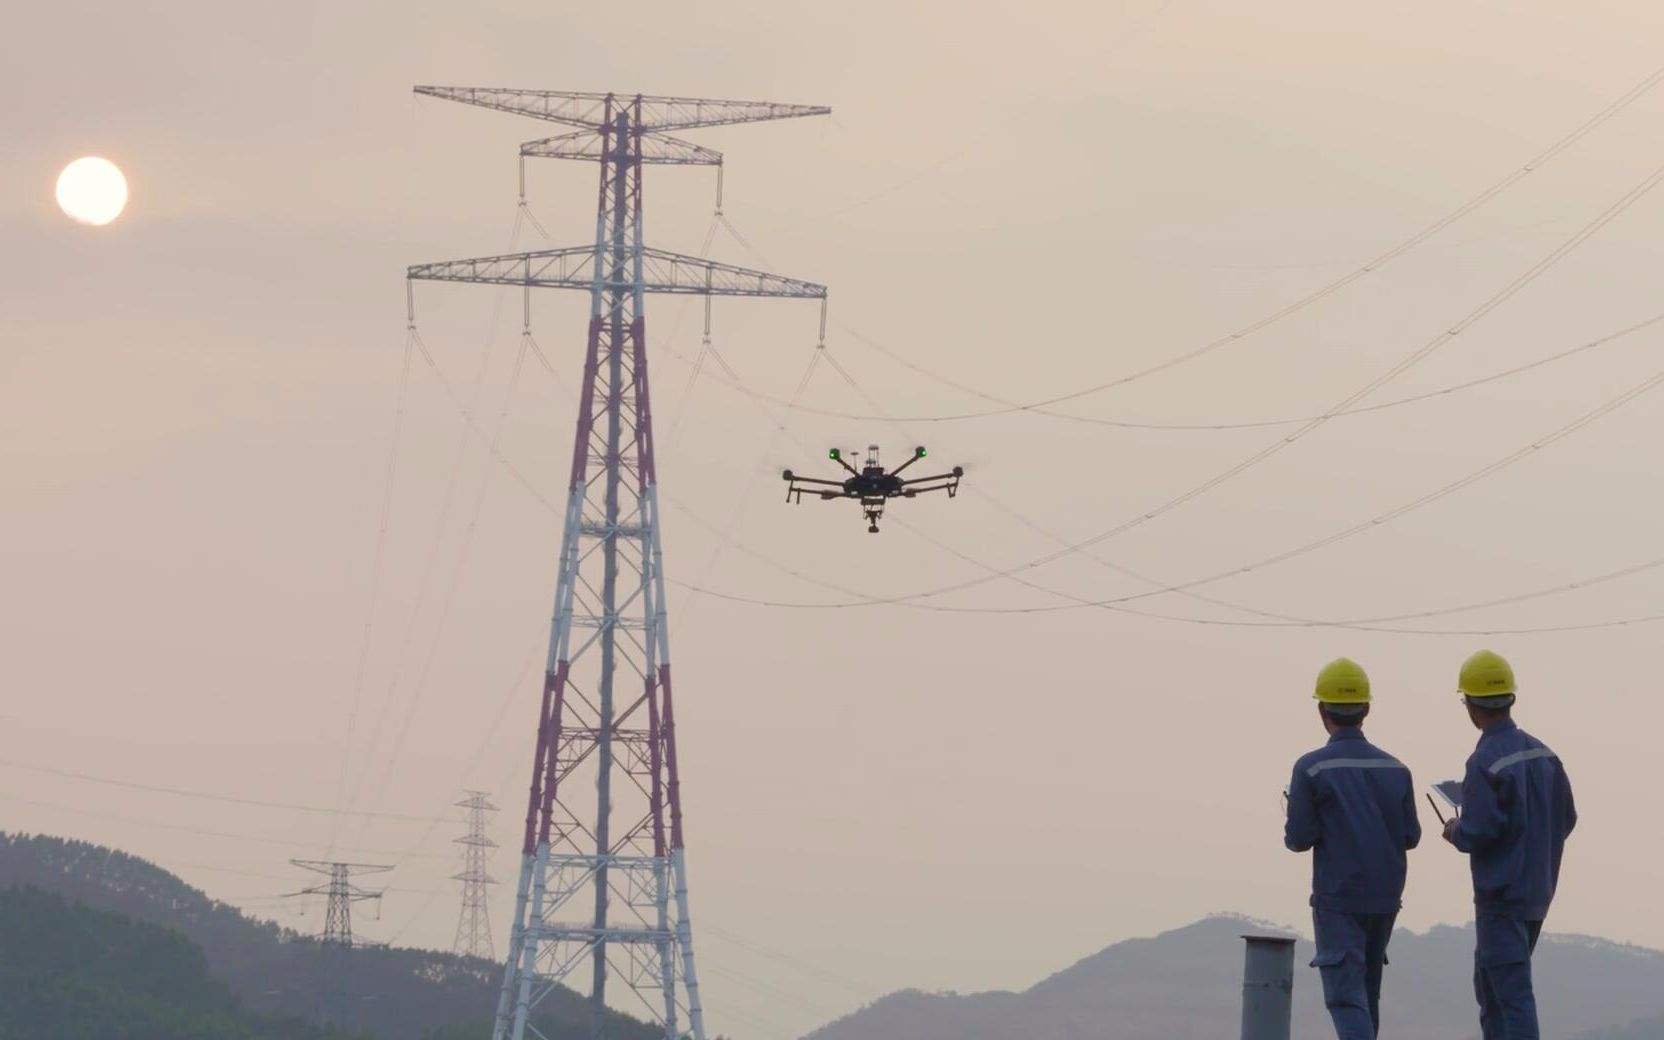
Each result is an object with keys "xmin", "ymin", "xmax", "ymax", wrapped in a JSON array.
[
  {"xmin": 1285, "ymin": 728, "xmax": 1421, "ymax": 914},
  {"xmin": 1450, "ymin": 718, "xmax": 1576, "ymax": 920}
]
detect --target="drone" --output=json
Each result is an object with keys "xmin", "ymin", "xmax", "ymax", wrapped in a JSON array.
[{"xmin": 783, "ymin": 445, "xmax": 964, "ymax": 533}]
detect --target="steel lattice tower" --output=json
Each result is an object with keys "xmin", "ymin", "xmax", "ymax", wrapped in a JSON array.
[
  {"xmin": 289, "ymin": 859, "xmax": 392, "ymax": 947},
  {"xmin": 408, "ymin": 88, "xmax": 829, "ymax": 1040},
  {"xmin": 287, "ymin": 859, "xmax": 392, "ymax": 1028},
  {"xmin": 453, "ymin": 790, "xmax": 500, "ymax": 960}
]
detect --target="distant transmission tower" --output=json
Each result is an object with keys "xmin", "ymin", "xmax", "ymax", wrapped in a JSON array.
[
  {"xmin": 453, "ymin": 790, "xmax": 499, "ymax": 960},
  {"xmin": 288, "ymin": 859, "xmax": 392, "ymax": 947},
  {"xmin": 286, "ymin": 859, "xmax": 392, "ymax": 1028},
  {"xmin": 409, "ymin": 87, "xmax": 830, "ymax": 1040}
]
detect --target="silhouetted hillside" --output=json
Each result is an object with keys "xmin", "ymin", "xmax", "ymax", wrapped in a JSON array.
[
  {"xmin": 803, "ymin": 914, "xmax": 1664, "ymax": 1040},
  {"xmin": 0, "ymin": 884, "xmax": 356, "ymax": 1039},
  {"xmin": 0, "ymin": 833, "xmax": 655, "ymax": 1040},
  {"xmin": 1581, "ymin": 1014, "xmax": 1664, "ymax": 1040}
]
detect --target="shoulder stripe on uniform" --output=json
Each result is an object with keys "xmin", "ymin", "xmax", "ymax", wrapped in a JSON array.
[
  {"xmin": 1488, "ymin": 747, "xmax": 1557, "ymax": 775},
  {"xmin": 1306, "ymin": 758, "xmax": 1408, "ymax": 778}
]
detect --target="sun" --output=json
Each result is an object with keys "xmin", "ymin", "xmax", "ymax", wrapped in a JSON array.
[{"xmin": 55, "ymin": 157, "xmax": 128, "ymax": 226}]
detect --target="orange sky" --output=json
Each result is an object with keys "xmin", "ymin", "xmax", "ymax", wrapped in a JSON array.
[{"xmin": 6, "ymin": 2, "xmax": 1664, "ymax": 1037}]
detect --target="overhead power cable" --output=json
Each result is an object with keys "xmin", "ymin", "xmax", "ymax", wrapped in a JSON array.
[
  {"xmin": 0, "ymin": 758, "xmax": 443, "ymax": 823},
  {"xmin": 676, "ymin": 340, "xmax": 827, "ymax": 621},
  {"xmin": 667, "ymin": 553, "xmax": 1664, "ymax": 636},
  {"xmin": 637, "ymin": 273, "xmax": 1664, "ymax": 633},
  {"xmin": 335, "ymin": 207, "xmax": 529, "ymax": 847},
  {"xmin": 805, "ymin": 60, "xmax": 1664, "ymax": 423},
  {"xmin": 419, "ymin": 302, "xmax": 1664, "ymax": 635},
  {"xmin": 652, "ymin": 302, "xmax": 1664, "ymax": 432},
  {"xmin": 0, "ymin": 792, "xmax": 449, "ymax": 861},
  {"xmin": 331, "ymin": 327, "xmax": 415, "ymax": 840},
  {"xmin": 768, "ymin": 150, "xmax": 1664, "ymax": 607},
  {"xmin": 641, "ymin": 219, "xmax": 1664, "ymax": 631},
  {"xmin": 406, "ymin": 140, "xmax": 1664, "ymax": 639},
  {"xmin": 840, "ymin": 309, "xmax": 1664, "ymax": 429},
  {"xmin": 892, "ymin": 355, "xmax": 1664, "ymax": 623},
  {"xmin": 665, "ymin": 344, "xmax": 1664, "ymax": 630},
  {"xmin": 373, "ymin": 637, "xmax": 544, "ymax": 937},
  {"xmin": 356, "ymin": 330, "xmax": 535, "ymax": 840}
]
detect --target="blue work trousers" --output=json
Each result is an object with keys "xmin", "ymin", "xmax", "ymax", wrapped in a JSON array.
[
  {"xmin": 1475, "ymin": 914, "xmax": 1543, "ymax": 1040},
  {"xmin": 1312, "ymin": 909, "xmax": 1396, "ymax": 1040}
]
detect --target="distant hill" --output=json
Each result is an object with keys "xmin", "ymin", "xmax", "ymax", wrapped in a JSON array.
[
  {"xmin": 0, "ymin": 884, "xmax": 354, "ymax": 1040},
  {"xmin": 0, "ymin": 833, "xmax": 655, "ymax": 1040},
  {"xmin": 802, "ymin": 915, "xmax": 1664, "ymax": 1040},
  {"xmin": 1581, "ymin": 1015, "xmax": 1664, "ymax": 1040}
]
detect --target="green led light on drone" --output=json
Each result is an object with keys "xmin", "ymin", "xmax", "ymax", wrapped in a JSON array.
[{"xmin": 829, "ymin": 448, "xmax": 841, "ymax": 460}]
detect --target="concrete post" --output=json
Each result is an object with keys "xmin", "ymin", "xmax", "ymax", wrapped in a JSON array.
[{"xmin": 1240, "ymin": 934, "xmax": 1295, "ymax": 1040}]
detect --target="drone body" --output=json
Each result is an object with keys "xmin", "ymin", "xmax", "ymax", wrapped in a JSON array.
[{"xmin": 783, "ymin": 445, "xmax": 964, "ymax": 532}]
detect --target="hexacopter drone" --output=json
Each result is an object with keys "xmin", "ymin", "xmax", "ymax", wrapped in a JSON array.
[{"xmin": 782, "ymin": 445, "xmax": 964, "ymax": 533}]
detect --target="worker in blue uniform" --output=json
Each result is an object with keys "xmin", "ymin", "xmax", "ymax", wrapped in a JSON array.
[
  {"xmin": 1442, "ymin": 650, "xmax": 1577, "ymax": 1040},
  {"xmin": 1285, "ymin": 658, "xmax": 1421, "ymax": 1039}
]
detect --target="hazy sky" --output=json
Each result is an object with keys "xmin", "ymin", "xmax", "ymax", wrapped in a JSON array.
[{"xmin": 7, "ymin": 2, "xmax": 1664, "ymax": 1037}]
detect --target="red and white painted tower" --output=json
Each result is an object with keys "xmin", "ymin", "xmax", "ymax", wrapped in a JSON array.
[{"xmin": 408, "ymin": 88, "xmax": 828, "ymax": 1040}]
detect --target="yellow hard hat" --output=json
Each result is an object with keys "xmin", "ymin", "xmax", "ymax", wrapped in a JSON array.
[
  {"xmin": 1459, "ymin": 649, "xmax": 1516, "ymax": 700},
  {"xmin": 1314, "ymin": 658, "xmax": 1371, "ymax": 704}
]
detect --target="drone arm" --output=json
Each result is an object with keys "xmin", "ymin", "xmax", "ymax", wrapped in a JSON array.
[
  {"xmin": 902, "ymin": 482, "xmax": 960, "ymax": 499},
  {"xmin": 785, "ymin": 475, "xmax": 846, "ymax": 488},
  {"xmin": 899, "ymin": 468, "xmax": 963, "ymax": 487},
  {"xmin": 827, "ymin": 452, "xmax": 861, "ymax": 477},
  {"xmin": 888, "ymin": 448, "xmax": 929, "ymax": 477}
]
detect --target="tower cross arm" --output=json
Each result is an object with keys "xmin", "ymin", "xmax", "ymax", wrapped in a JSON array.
[
  {"xmin": 522, "ymin": 130, "xmax": 722, "ymax": 167},
  {"xmin": 408, "ymin": 246, "xmax": 825, "ymax": 300},
  {"xmin": 415, "ymin": 86, "xmax": 828, "ymax": 131}
]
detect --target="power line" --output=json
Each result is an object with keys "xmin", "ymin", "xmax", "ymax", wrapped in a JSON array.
[
  {"xmin": 419, "ymin": 285, "xmax": 1664, "ymax": 635},
  {"xmin": 860, "ymin": 357, "xmax": 1664, "ymax": 626},
  {"xmin": 826, "ymin": 308, "xmax": 1664, "ymax": 430},
  {"xmin": 0, "ymin": 758, "xmax": 443, "ymax": 822},
  {"xmin": 0, "ymin": 791, "xmax": 450, "ymax": 860},
  {"xmin": 356, "ymin": 329, "xmax": 536, "ymax": 838},
  {"xmin": 798, "ymin": 59, "xmax": 1664, "ymax": 422},
  {"xmin": 337, "ymin": 210, "xmax": 529, "ymax": 841},
  {"xmin": 699, "ymin": 158, "xmax": 1664, "ymax": 610},
  {"xmin": 645, "ymin": 276, "xmax": 1664, "ymax": 632},
  {"xmin": 763, "ymin": 150, "xmax": 1664, "ymax": 607},
  {"xmin": 653, "ymin": 344, "xmax": 1664, "ymax": 633},
  {"xmin": 332, "ymin": 326, "xmax": 416, "ymax": 842},
  {"xmin": 394, "ymin": 87, "xmax": 1664, "ymax": 643},
  {"xmin": 701, "ymin": 923, "xmax": 875, "ymax": 997}
]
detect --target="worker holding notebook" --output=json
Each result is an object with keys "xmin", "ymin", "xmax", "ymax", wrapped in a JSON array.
[
  {"xmin": 1441, "ymin": 650, "xmax": 1578, "ymax": 1040},
  {"xmin": 1284, "ymin": 658, "xmax": 1422, "ymax": 1040}
]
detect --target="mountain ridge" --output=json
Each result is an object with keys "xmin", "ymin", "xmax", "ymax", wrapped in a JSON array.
[
  {"xmin": 0, "ymin": 883, "xmax": 359, "ymax": 1040},
  {"xmin": 802, "ymin": 914, "xmax": 1664, "ymax": 1040},
  {"xmin": 0, "ymin": 832, "xmax": 654, "ymax": 1040}
]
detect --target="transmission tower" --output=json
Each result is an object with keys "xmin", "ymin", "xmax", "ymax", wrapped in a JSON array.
[
  {"xmin": 408, "ymin": 87, "xmax": 829, "ymax": 1040},
  {"xmin": 453, "ymin": 790, "xmax": 500, "ymax": 960},
  {"xmin": 287, "ymin": 859, "xmax": 392, "ymax": 947},
  {"xmin": 286, "ymin": 859, "xmax": 392, "ymax": 1029}
]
